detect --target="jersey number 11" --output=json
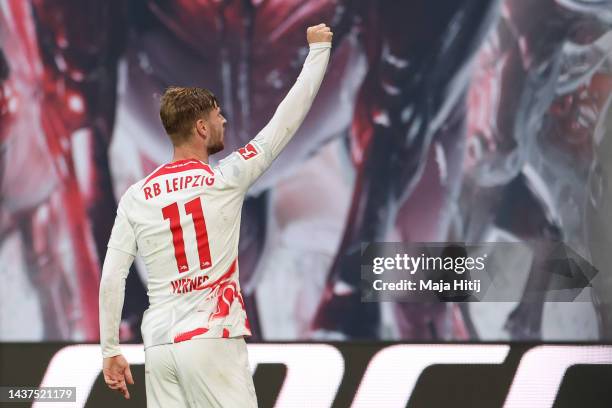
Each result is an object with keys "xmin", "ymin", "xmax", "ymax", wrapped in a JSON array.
[{"xmin": 162, "ymin": 197, "xmax": 212, "ymax": 273}]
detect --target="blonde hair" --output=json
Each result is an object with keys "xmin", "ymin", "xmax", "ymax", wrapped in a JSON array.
[{"xmin": 159, "ymin": 87, "xmax": 219, "ymax": 145}]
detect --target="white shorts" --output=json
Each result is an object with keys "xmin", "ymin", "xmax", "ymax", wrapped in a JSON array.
[{"xmin": 144, "ymin": 337, "xmax": 258, "ymax": 408}]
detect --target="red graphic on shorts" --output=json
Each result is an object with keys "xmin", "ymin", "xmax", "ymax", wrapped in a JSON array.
[
  {"xmin": 222, "ymin": 328, "xmax": 230, "ymax": 338},
  {"xmin": 238, "ymin": 143, "xmax": 258, "ymax": 160}
]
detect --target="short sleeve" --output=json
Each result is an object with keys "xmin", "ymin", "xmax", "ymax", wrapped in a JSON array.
[{"xmin": 107, "ymin": 194, "xmax": 137, "ymax": 256}]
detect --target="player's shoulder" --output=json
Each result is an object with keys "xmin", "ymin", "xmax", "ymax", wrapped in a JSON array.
[
  {"xmin": 212, "ymin": 141, "xmax": 266, "ymax": 190},
  {"xmin": 116, "ymin": 164, "xmax": 167, "ymax": 208},
  {"xmin": 215, "ymin": 141, "xmax": 263, "ymax": 173},
  {"xmin": 116, "ymin": 180, "xmax": 141, "ymax": 212}
]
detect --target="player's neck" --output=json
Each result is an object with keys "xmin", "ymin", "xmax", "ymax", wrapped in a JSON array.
[{"xmin": 171, "ymin": 145, "xmax": 209, "ymax": 164}]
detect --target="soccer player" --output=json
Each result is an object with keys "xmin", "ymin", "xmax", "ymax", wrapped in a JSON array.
[{"xmin": 99, "ymin": 24, "xmax": 332, "ymax": 406}]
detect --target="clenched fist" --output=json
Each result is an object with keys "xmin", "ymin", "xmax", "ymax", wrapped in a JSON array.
[{"xmin": 307, "ymin": 23, "xmax": 333, "ymax": 44}]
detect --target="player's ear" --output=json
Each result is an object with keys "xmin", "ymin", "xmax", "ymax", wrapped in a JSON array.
[{"xmin": 195, "ymin": 118, "xmax": 207, "ymax": 138}]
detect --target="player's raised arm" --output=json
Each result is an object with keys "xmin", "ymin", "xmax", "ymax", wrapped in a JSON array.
[
  {"xmin": 99, "ymin": 195, "xmax": 137, "ymax": 399},
  {"xmin": 218, "ymin": 23, "xmax": 333, "ymax": 189}
]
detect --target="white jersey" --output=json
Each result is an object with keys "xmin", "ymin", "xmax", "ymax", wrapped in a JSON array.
[{"xmin": 101, "ymin": 42, "xmax": 331, "ymax": 353}]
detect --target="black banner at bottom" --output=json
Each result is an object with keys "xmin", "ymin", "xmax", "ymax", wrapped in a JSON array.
[{"xmin": 1, "ymin": 342, "xmax": 611, "ymax": 407}]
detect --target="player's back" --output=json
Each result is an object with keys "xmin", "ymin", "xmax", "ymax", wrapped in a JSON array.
[
  {"xmin": 105, "ymin": 40, "xmax": 332, "ymax": 349},
  {"xmin": 118, "ymin": 158, "xmax": 251, "ymax": 348}
]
